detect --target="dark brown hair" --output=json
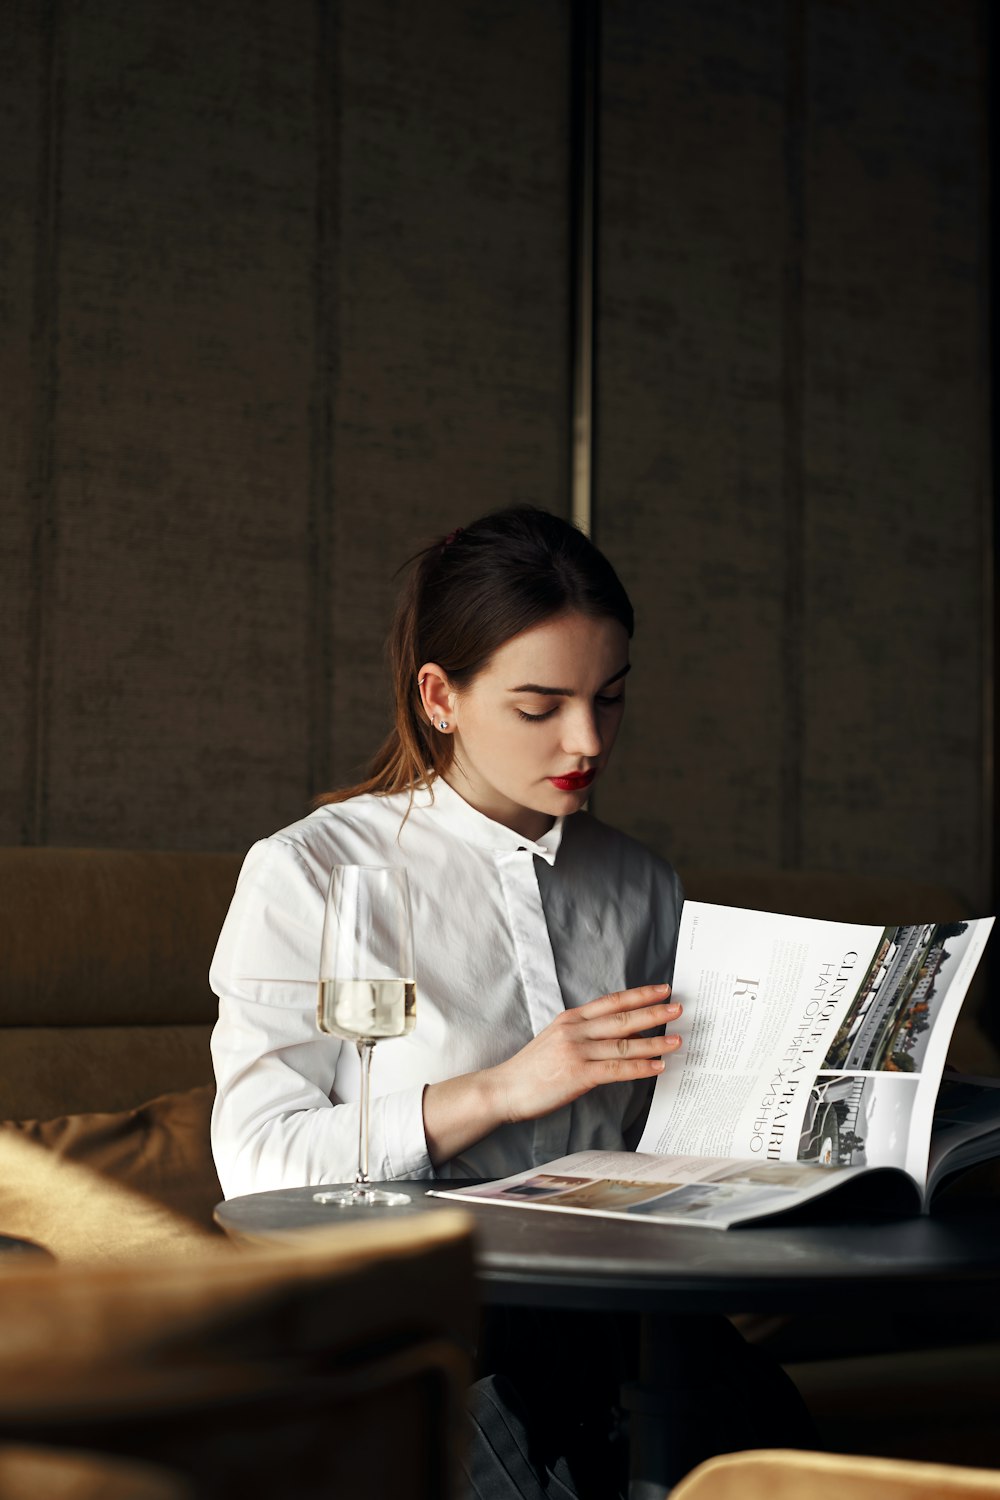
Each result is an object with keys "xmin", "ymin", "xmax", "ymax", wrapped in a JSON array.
[{"xmin": 315, "ymin": 506, "xmax": 634, "ymax": 806}]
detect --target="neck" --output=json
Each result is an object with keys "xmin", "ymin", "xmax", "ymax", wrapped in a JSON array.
[{"xmin": 441, "ymin": 772, "xmax": 554, "ymax": 843}]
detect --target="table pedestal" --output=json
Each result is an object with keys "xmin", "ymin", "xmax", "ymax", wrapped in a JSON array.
[{"xmin": 621, "ymin": 1313, "xmax": 695, "ymax": 1500}]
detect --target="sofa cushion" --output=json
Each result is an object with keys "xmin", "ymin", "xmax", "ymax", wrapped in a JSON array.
[
  {"xmin": 0, "ymin": 1132, "xmax": 222, "ymax": 1263},
  {"xmin": 0, "ymin": 1086, "xmax": 222, "ymax": 1233},
  {"xmin": 0, "ymin": 1026, "xmax": 216, "ymax": 1120},
  {"xmin": 0, "ymin": 847, "xmax": 239, "ymax": 1120},
  {"xmin": 0, "ymin": 849, "xmax": 241, "ymax": 1027}
]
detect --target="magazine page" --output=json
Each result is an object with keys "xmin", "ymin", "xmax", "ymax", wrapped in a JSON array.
[
  {"xmin": 638, "ymin": 903, "xmax": 994, "ymax": 1189},
  {"xmin": 431, "ymin": 1148, "xmax": 877, "ymax": 1230},
  {"xmin": 927, "ymin": 1075, "xmax": 1000, "ymax": 1193}
]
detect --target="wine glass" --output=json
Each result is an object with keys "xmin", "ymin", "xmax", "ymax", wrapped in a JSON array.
[{"xmin": 314, "ymin": 865, "xmax": 416, "ymax": 1208}]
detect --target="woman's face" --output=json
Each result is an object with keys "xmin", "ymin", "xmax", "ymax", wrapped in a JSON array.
[{"xmin": 422, "ymin": 610, "xmax": 630, "ymax": 841}]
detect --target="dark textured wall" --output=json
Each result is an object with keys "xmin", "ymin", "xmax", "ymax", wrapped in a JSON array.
[
  {"xmin": 3, "ymin": 0, "xmax": 570, "ymax": 851},
  {"xmin": 327, "ymin": 2, "xmax": 571, "ymax": 790},
  {"xmin": 2, "ymin": 0, "xmax": 991, "ymax": 914},
  {"xmin": 597, "ymin": 0, "xmax": 991, "ymax": 911}
]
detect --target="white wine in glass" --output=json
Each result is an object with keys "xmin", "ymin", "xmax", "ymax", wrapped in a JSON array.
[
  {"xmin": 314, "ymin": 865, "xmax": 415, "ymax": 1208},
  {"xmin": 319, "ymin": 979, "xmax": 416, "ymax": 1043}
]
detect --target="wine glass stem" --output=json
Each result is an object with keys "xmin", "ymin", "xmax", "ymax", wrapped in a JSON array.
[{"xmin": 355, "ymin": 1039, "xmax": 375, "ymax": 1186}]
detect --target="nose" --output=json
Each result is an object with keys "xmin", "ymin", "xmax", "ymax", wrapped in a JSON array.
[{"xmin": 561, "ymin": 704, "xmax": 602, "ymax": 760}]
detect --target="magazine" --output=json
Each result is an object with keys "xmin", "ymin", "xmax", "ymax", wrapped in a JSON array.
[{"xmin": 432, "ymin": 902, "xmax": 998, "ymax": 1229}]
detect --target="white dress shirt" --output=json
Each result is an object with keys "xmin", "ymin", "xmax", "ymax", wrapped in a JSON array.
[{"xmin": 210, "ymin": 776, "xmax": 683, "ymax": 1198}]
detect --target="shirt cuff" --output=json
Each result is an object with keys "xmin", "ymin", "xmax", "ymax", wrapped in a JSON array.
[{"xmin": 378, "ymin": 1084, "xmax": 434, "ymax": 1180}]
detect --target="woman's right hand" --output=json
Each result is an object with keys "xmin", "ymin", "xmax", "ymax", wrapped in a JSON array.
[{"xmin": 487, "ymin": 983, "xmax": 682, "ymax": 1127}]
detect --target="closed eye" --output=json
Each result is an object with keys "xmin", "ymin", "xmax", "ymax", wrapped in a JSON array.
[{"xmin": 517, "ymin": 694, "xmax": 623, "ymax": 723}]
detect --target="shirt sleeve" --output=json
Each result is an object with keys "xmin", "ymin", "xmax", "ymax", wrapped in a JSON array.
[{"xmin": 209, "ymin": 837, "xmax": 433, "ymax": 1198}]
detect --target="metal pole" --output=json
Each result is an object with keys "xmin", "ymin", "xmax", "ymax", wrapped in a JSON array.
[{"xmin": 570, "ymin": 0, "xmax": 599, "ymax": 538}]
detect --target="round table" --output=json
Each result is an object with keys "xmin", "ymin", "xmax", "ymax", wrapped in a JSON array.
[
  {"xmin": 216, "ymin": 1183, "xmax": 1000, "ymax": 1498},
  {"xmin": 215, "ymin": 1180, "xmax": 1000, "ymax": 1315}
]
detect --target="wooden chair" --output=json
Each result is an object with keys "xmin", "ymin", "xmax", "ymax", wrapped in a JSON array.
[
  {"xmin": 0, "ymin": 1208, "xmax": 476, "ymax": 1500},
  {"xmin": 670, "ymin": 1448, "xmax": 1000, "ymax": 1499}
]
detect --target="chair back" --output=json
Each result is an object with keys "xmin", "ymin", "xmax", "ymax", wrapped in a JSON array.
[
  {"xmin": 0, "ymin": 1209, "xmax": 476, "ymax": 1500},
  {"xmin": 671, "ymin": 1449, "xmax": 1000, "ymax": 1500}
]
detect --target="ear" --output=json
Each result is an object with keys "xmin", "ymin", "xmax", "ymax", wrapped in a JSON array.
[{"xmin": 417, "ymin": 663, "xmax": 455, "ymax": 733}]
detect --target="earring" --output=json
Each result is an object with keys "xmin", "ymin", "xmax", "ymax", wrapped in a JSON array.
[{"xmin": 438, "ymin": 720, "xmax": 449, "ymax": 731}]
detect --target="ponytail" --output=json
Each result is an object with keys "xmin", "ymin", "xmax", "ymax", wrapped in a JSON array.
[{"xmin": 315, "ymin": 546, "xmax": 455, "ymax": 806}]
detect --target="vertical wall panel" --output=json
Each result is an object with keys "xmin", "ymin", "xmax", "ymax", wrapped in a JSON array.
[
  {"xmin": 597, "ymin": 1, "xmax": 790, "ymax": 870},
  {"xmin": 0, "ymin": 2, "xmax": 48, "ymax": 842},
  {"xmin": 44, "ymin": 0, "xmax": 317, "ymax": 848},
  {"xmin": 800, "ymin": 0, "xmax": 990, "ymax": 907},
  {"xmin": 327, "ymin": 0, "xmax": 571, "ymax": 787}
]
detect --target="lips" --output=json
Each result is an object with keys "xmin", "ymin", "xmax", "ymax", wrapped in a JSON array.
[{"xmin": 548, "ymin": 769, "xmax": 597, "ymax": 792}]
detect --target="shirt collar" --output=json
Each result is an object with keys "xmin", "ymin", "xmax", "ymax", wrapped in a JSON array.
[{"xmin": 412, "ymin": 776, "xmax": 564, "ymax": 866}]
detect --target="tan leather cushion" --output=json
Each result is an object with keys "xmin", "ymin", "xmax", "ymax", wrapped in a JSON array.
[
  {"xmin": 671, "ymin": 1448, "xmax": 1000, "ymax": 1499},
  {"xmin": 0, "ymin": 1211, "xmax": 476, "ymax": 1378},
  {"xmin": 0, "ymin": 1133, "xmax": 222, "ymax": 1263},
  {"xmin": 0, "ymin": 1086, "xmax": 221, "ymax": 1233},
  {"xmin": 0, "ymin": 1445, "xmax": 194, "ymax": 1500}
]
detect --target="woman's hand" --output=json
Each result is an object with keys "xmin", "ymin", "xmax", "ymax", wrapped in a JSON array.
[
  {"xmin": 489, "ymin": 983, "xmax": 682, "ymax": 1126},
  {"xmin": 421, "ymin": 984, "xmax": 681, "ymax": 1166}
]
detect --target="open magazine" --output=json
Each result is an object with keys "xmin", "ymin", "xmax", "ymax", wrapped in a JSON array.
[{"xmin": 432, "ymin": 902, "xmax": 998, "ymax": 1230}]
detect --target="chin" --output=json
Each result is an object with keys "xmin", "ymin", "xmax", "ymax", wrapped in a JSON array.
[{"xmin": 521, "ymin": 788, "xmax": 567, "ymax": 816}]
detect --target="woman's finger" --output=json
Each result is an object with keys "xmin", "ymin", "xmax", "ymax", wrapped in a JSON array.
[
  {"xmin": 583, "ymin": 1047, "xmax": 680, "ymax": 1083},
  {"xmin": 585, "ymin": 1033, "xmax": 682, "ymax": 1062},
  {"xmin": 582, "ymin": 1001, "xmax": 681, "ymax": 1040},
  {"xmin": 575, "ymin": 983, "xmax": 672, "ymax": 1023}
]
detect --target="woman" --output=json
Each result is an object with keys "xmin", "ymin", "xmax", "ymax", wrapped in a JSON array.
[
  {"xmin": 210, "ymin": 506, "xmax": 812, "ymax": 1497},
  {"xmin": 211, "ymin": 506, "xmax": 684, "ymax": 1197}
]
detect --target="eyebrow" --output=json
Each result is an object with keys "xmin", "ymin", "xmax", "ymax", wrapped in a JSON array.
[{"xmin": 508, "ymin": 663, "xmax": 631, "ymax": 696}]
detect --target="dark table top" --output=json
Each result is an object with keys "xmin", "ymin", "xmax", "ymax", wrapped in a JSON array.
[{"xmin": 214, "ymin": 1182, "xmax": 1000, "ymax": 1315}]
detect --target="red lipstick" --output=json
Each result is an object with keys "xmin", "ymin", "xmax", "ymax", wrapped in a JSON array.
[{"xmin": 549, "ymin": 769, "xmax": 596, "ymax": 792}]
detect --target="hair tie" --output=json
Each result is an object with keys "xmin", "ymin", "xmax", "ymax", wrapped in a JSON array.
[{"xmin": 441, "ymin": 527, "xmax": 463, "ymax": 552}]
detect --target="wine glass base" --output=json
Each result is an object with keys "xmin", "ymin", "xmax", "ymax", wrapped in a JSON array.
[{"xmin": 313, "ymin": 1186, "xmax": 411, "ymax": 1208}]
